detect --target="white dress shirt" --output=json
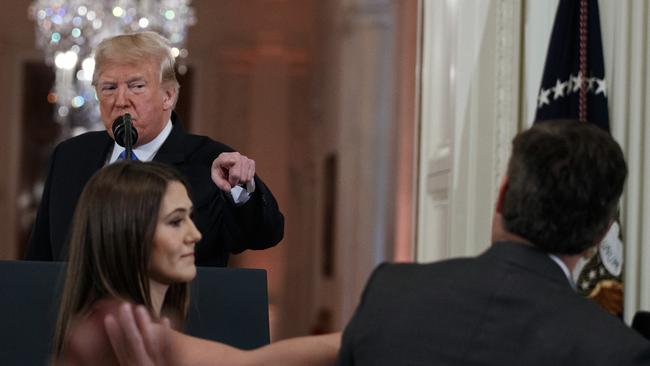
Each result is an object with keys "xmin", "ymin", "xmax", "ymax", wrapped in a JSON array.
[
  {"xmin": 107, "ymin": 119, "xmax": 253, "ymax": 204},
  {"xmin": 548, "ymin": 254, "xmax": 577, "ymax": 291}
]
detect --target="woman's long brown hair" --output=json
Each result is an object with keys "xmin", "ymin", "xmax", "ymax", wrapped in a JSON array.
[{"xmin": 52, "ymin": 161, "xmax": 191, "ymax": 359}]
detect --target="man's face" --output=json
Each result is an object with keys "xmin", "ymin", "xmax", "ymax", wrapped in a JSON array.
[{"xmin": 95, "ymin": 61, "xmax": 176, "ymax": 146}]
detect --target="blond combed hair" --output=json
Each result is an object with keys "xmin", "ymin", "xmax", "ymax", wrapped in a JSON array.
[{"xmin": 92, "ymin": 31, "xmax": 180, "ymax": 100}]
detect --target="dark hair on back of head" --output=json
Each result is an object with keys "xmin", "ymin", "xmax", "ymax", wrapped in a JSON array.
[{"xmin": 502, "ymin": 120, "xmax": 627, "ymax": 255}]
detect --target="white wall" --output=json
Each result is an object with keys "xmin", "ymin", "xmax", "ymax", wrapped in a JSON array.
[{"xmin": 417, "ymin": 0, "xmax": 521, "ymax": 261}]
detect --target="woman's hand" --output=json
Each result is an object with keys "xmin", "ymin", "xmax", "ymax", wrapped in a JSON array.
[{"xmin": 104, "ymin": 302, "xmax": 171, "ymax": 366}]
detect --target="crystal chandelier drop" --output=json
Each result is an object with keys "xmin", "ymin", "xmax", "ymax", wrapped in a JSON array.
[{"xmin": 29, "ymin": 0, "xmax": 196, "ymax": 133}]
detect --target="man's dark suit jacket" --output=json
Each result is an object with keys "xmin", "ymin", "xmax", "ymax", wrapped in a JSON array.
[
  {"xmin": 337, "ymin": 241, "xmax": 650, "ymax": 365},
  {"xmin": 25, "ymin": 113, "xmax": 284, "ymax": 266}
]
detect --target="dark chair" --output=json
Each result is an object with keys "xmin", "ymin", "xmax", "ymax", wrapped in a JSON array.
[
  {"xmin": 632, "ymin": 311, "xmax": 650, "ymax": 341},
  {"xmin": 0, "ymin": 260, "xmax": 269, "ymax": 365}
]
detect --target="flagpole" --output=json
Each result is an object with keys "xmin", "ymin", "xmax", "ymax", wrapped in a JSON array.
[{"xmin": 579, "ymin": 0, "xmax": 588, "ymax": 122}]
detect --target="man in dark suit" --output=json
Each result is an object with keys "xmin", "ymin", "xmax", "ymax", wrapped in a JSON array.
[
  {"xmin": 336, "ymin": 120, "xmax": 650, "ymax": 365},
  {"xmin": 25, "ymin": 31, "xmax": 284, "ymax": 266}
]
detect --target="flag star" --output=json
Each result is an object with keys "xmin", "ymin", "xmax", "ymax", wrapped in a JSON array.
[
  {"xmin": 571, "ymin": 73, "xmax": 585, "ymax": 92},
  {"xmin": 589, "ymin": 270, "xmax": 596, "ymax": 279},
  {"xmin": 538, "ymin": 88, "xmax": 551, "ymax": 107},
  {"xmin": 587, "ymin": 77, "xmax": 597, "ymax": 91},
  {"xmin": 581, "ymin": 281, "xmax": 590, "ymax": 290},
  {"xmin": 552, "ymin": 79, "xmax": 567, "ymax": 99},
  {"xmin": 595, "ymin": 78, "xmax": 607, "ymax": 96}
]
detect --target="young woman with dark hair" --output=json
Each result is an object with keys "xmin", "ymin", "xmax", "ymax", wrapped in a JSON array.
[{"xmin": 53, "ymin": 161, "xmax": 201, "ymax": 364}]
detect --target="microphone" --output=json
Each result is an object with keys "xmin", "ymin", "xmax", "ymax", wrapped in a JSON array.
[{"xmin": 111, "ymin": 113, "xmax": 138, "ymax": 160}]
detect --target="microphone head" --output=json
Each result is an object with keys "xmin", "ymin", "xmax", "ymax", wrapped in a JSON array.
[{"xmin": 111, "ymin": 113, "xmax": 138, "ymax": 148}]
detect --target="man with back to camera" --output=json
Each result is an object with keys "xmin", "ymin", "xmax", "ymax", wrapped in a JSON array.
[
  {"xmin": 336, "ymin": 120, "xmax": 650, "ymax": 365},
  {"xmin": 25, "ymin": 31, "xmax": 284, "ymax": 266},
  {"xmin": 104, "ymin": 120, "xmax": 650, "ymax": 365}
]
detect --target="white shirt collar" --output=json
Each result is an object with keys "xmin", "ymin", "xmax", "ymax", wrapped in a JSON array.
[
  {"xmin": 108, "ymin": 119, "xmax": 173, "ymax": 163},
  {"xmin": 548, "ymin": 254, "xmax": 576, "ymax": 290}
]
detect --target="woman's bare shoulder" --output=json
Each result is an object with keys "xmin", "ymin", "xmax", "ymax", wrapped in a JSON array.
[{"xmin": 62, "ymin": 298, "xmax": 122, "ymax": 365}]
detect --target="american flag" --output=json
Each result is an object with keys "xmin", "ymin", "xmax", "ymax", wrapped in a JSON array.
[{"xmin": 534, "ymin": 0, "xmax": 623, "ymax": 317}]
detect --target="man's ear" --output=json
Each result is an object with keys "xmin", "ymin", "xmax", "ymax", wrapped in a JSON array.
[
  {"xmin": 579, "ymin": 220, "xmax": 615, "ymax": 260},
  {"xmin": 162, "ymin": 86, "xmax": 177, "ymax": 111},
  {"xmin": 495, "ymin": 175, "xmax": 509, "ymax": 214},
  {"xmin": 593, "ymin": 219, "xmax": 615, "ymax": 247}
]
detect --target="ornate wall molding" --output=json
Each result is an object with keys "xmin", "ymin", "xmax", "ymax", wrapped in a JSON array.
[
  {"xmin": 417, "ymin": 0, "xmax": 523, "ymax": 262},
  {"xmin": 493, "ymin": 0, "xmax": 522, "ymax": 197}
]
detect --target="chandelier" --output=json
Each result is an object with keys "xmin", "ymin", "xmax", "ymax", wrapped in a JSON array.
[{"xmin": 29, "ymin": 0, "xmax": 196, "ymax": 133}]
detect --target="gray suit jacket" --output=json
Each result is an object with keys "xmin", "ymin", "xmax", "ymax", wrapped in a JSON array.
[{"xmin": 337, "ymin": 241, "xmax": 650, "ymax": 365}]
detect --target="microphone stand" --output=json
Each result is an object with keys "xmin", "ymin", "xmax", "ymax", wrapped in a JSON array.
[
  {"xmin": 111, "ymin": 113, "xmax": 138, "ymax": 160},
  {"xmin": 123, "ymin": 113, "xmax": 134, "ymax": 160}
]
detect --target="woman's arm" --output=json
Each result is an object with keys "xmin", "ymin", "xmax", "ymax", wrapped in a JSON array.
[
  {"xmin": 105, "ymin": 302, "xmax": 340, "ymax": 366},
  {"xmin": 245, "ymin": 332, "xmax": 341, "ymax": 366}
]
